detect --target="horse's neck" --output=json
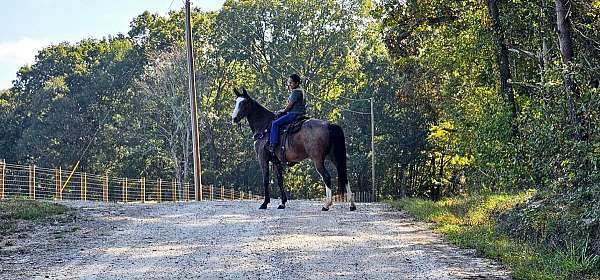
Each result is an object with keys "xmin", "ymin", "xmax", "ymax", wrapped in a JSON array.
[{"xmin": 247, "ymin": 102, "xmax": 274, "ymax": 134}]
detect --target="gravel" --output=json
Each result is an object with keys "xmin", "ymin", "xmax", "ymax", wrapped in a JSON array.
[{"xmin": 1, "ymin": 200, "xmax": 510, "ymax": 279}]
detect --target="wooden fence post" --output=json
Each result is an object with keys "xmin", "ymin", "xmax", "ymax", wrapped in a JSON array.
[
  {"xmin": 199, "ymin": 182, "xmax": 203, "ymax": 202},
  {"xmin": 158, "ymin": 179, "xmax": 162, "ymax": 203},
  {"xmin": 122, "ymin": 178, "xmax": 128, "ymax": 203},
  {"xmin": 210, "ymin": 186, "xmax": 213, "ymax": 201},
  {"xmin": 172, "ymin": 178, "xmax": 176, "ymax": 201},
  {"xmin": 1, "ymin": 160, "xmax": 6, "ymax": 200},
  {"xmin": 141, "ymin": 177, "xmax": 146, "ymax": 203},
  {"xmin": 54, "ymin": 169, "xmax": 59, "ymax": 200},
  {"xmin": 185, "ymin": 183, "xmax": 189, "ymax": 202},
  {"xmin": 231, "ymin": 188, "xmax": 234, "ymax": 200},
  {"xmin": 80, "ymin": 173, "xmax": 84, "ymax": 201},
  {"xmin": 29, "ymin": 165, "xmax": 36, "ymax": 200},
  {"xmin": 58, "ymin": 167, "xmax": 62, "ymax": 200},
  {"xmin": 103, "ymin": 175, "xmax": 108, "ymax": 202},
  {"xmin": 0, "ymin": 159, "xmax": 5, "ymax": 200},
  {"xmin": 33, "ymin": 165, "xmax": 36, "ymax": 200},
  {"xmin": 221, "ymin": 186, "xmax": 224, "ymax": 200},
  {"xmin": 81, "ymin": 172, "xmax": 87, "ymax": 201}
]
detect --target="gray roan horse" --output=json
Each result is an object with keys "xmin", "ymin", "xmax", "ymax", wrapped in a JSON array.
[{"xmin": 231, "ymin": 88, "xmax": 356, "ymax": 211}]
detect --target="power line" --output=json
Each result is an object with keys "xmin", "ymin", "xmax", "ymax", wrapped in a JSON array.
[{"xmin": 167, "ymin": 0, "xmax": 176, "ymax": 12}]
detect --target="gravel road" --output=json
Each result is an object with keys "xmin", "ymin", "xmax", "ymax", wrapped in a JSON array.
[{"xmin": 1, "ymin": 200, "xmax": 510, "ymax": 279}]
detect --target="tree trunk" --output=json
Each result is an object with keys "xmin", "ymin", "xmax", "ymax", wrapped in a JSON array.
[
  {"xmin": 399, "ymin": 164, "xmax": 406, "ymax": 198},
  {"xmin": 488, "ymin": 0, "xmax": 518, "ymax": 135},
  {"xmin": 555, "ymin": 0, "xmax": 581, "ymax": 140}
]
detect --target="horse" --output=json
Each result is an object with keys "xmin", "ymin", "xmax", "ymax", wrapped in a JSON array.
[{"xmin": 231, "ymin": 88, "xmax": 356, "ymax": 211}]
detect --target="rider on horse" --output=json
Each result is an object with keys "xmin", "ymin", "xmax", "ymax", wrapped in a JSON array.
[{"xmin": 266, "ymin": 73, "xmax": 306, "ymax": 154}]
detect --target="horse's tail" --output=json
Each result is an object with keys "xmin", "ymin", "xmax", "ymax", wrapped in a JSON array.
[{"xmin": 328, "ymin": 123, "xmax": 348, "ymax": 195}]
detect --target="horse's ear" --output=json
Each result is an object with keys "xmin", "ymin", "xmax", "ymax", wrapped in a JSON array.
[
  {"xmin": 233, "ymin": 88, "xmax": 241, "ymax": 97},
  {"xmin": 242, "ymin": 87, "xmax": 250, "ymax": 97}
]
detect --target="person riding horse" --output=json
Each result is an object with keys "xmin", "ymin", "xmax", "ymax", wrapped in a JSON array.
[{"xmin": 266, "ymin": 73, "xmax": 306, "ymax": 154}]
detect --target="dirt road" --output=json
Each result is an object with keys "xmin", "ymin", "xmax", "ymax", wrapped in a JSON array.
[{"xmin": 0, "ymin": 200, "xmax": 510, "ymax": 279}]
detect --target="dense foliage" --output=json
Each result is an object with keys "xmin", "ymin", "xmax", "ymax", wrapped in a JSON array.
[{"xmin": 0, "ymin": 0, "xmax": 599, "ymax": 274}]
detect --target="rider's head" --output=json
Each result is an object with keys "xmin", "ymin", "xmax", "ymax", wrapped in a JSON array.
[{"xmin": 287, "ymin": 74, "xmax": 301, "ymax": 90}]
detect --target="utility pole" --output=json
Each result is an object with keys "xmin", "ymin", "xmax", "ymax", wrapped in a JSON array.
[
  {"xmin": 370, "ymin": 98, "xmax": 376, "ymax": 201},
  {"xmin": 185, "ymin": 0, "xmax": 202, "ymax": 201}
]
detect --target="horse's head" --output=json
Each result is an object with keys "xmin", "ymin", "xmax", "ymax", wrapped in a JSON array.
[{"xmin": 231, "ymin": 87, "xmax": 252, "ymax": 124}]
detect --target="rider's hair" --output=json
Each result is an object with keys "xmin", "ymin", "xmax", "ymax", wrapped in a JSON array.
[{"xmin": 289, "ymin": 73, "xmax": 301, "ymax": 84}]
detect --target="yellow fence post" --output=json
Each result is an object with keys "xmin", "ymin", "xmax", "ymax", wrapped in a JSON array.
[
  {"xmin": 81, "ymin": 172, "xmax": 87, "ymax": 201},
  {"xmin": 54, "ymin": 168, "xmax": 59, "ymax": 200},
  {"xmin": 58, "ymin": 167, "xmax": 63, "ymax": 200},
  {"xmin": 80, "ymin": 173, "xmax": 84, "ymax": 201},
  {"xmin": 158, "ymin": 179, "xmax": 162, "ymax": 203},
  {"xmin": 0, "ymin": 159, "xmax": 5, "ymax": 200},
  {"xmin": 33, "ymin": 165, "xmax": 36, "ymax": 200},
  {"xmin": 122, "ymin": 178, "xmax": 127, "ymax": 203},
  {"xmin": 103, "ymin": 175, "xmax": 108, "ymax": 202},
  {"xmin": 172, "ymin": 178, "xmax": 176, "ymax": 201},
  {"xmin": 29, "ymin": 165, "xmax": 36, "ymax": 200},
  {"xmin": 199, "ymin": 182, "xmax": 203, "ymax": 202},
  {"xmin": 185, "ymin": 183, "xmax": 189, "ymax": 202},
  {"xmin": 141, "ymin": 177, "xmax": 146, "ymax": 203}
]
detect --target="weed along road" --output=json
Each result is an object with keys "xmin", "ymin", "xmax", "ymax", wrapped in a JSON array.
[{"xmin": 1, "ymin": 200, "xmax": 509, "ymax": 279}]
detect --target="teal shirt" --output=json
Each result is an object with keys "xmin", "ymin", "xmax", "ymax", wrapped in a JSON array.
[{"xmin": 288, "ymin": 88, "xmax": 306, "ymax": 114}]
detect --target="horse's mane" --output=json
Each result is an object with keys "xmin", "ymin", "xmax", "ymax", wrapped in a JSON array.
[{"xmin": 250, "ymin": 97, "xmax": 275, "ymax": 119}]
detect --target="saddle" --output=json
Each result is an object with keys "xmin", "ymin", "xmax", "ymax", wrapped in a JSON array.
[
  {"xmin": 280, "ymin": 115, "xmax": 309, "ymax": 135},
  {"xmin": 253, "ymin": 115, "xmax": 310, "ymax": 166}
]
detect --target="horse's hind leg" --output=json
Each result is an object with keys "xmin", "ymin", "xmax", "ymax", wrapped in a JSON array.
[
  {"xmin": 276, "ymin": 163, "xmax": 287, "ymax": 209},
  {"xmin": 331, "ymin": 157, "xmax": 356, "ymax": 211},
  {"xmin": 314, "ymin": 160, "xmax": 333, "ymax": 211}
]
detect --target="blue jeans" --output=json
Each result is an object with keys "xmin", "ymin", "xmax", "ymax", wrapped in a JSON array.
[{"xmin": 270, "ymin": 112, "xmax": 301, "ymax": 145}]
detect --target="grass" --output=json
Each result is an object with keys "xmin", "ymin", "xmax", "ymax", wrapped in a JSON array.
[
  {"xmin": 0, "ymin": 198, "xmax": 70, "ymax": 234},
  {"xmin": 387, "ymin": 191, "xmax": 600, "ymax": 280}
]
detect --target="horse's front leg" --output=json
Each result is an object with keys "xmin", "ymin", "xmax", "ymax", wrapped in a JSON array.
[
  {"xmin": 259, "ymin": 159, "xmax": 270, "ymax": 209},
  {"xmin": 276, "ymin": 163, "xmax": 287, "ymax": 209}
]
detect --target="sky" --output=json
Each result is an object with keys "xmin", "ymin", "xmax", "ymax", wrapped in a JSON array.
[{"xmin": 0, "ymin": 0, "xmax": 225, "ymax": 89}]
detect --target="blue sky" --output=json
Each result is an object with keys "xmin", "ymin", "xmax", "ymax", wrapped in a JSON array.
[{"xmin": 0, "ymin": 0, "xmax": 225, "ymax": 89}]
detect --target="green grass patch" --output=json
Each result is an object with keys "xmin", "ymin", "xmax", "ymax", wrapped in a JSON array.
[
  {"xmin": 0, "ymin": 198, "xmax": 70, "ymax": 234},
  {"xmin": 387, "ymin": 191, "xmax": 600, "ymax": 280}
]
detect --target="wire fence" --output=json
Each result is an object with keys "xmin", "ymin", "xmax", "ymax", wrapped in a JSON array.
[
  {"xmin": 0, "ymin": 160, "xmax": 263, "ymax": 203},
  {"xmin": 0, "ymin": 160, "xmax": 374, "ymax": 204}
]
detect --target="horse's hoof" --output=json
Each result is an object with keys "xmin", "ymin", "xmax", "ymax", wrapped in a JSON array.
[
  {"xmin": 278, "ymin": 204, "xmax": 286, "ymax": 209},
  {"xmin": 321, "ymin": 207, "xmax": 329, "ymax": 211},
  {"xmin": 259, "ymin": 204, "xmax": 268, "ymax": 209},
  {"xmin": 350, "ymin": 205, "xmax": 357, "ymax": 211}
]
